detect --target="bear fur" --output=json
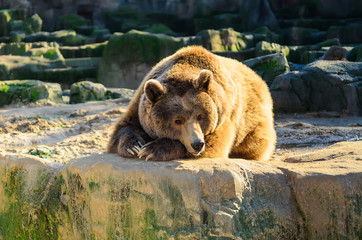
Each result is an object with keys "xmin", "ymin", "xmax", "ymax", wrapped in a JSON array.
[{"xmin": 108, "ymin": 46, "xmax": 276, "ymax": 161}]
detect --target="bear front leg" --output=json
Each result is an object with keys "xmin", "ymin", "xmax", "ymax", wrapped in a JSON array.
[
  {"xmin": 109, "ymin": 126, "xmax": 149, "ymax": 158},
  {"xmin": 138, "ymin": 138, "xmax": 188, "ymax": 161}
]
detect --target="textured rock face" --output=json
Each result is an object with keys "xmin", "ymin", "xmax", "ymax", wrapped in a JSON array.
[
  {"xmin": 0, "ymin": 79, "xmax": 63, "ymax": 106},
  {"xmin": 70, "ymin": 81, "xmax": 106, "ymax": 104},
  {"xmin": 271, "ymin": 61, "xmax": 362, "ymax": 115},
  {"xmin": 97, "ymin": 30, "xmax": 184, "ymax": 89},
  {"xmin": 0, "ymin": 141, "xmax": 361, "ymax": 239},
  {"xmin": 0, "ymin": 0, "xmax": 278, "ymax": 32}
]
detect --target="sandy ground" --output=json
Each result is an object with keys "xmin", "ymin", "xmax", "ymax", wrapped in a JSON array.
[{"xmin": 0, "ymin": 99, "xmax": 361, "ymax": 163}]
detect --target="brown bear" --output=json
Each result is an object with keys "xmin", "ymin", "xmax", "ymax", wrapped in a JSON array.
[{"xmin": 108, "ymin": 46, "xmax": 276, "ymax": 161}]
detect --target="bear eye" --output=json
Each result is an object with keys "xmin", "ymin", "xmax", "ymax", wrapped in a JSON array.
[
  {"xmin": 175, "ymin": 119, "xmax": 183, "ymax": 125},
  {"xmin": 197, "ymin": 114, "xmax": 202, "ymax": 121}
]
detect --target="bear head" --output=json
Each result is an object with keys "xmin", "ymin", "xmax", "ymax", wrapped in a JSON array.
[{"xmin": 138, "ymin": 69, "xmax": 219, "ymax": 156}]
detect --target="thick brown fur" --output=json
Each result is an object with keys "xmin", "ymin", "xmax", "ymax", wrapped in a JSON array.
[{"xmin": 108, "ymin": 46, "xmax": 276, "ymax": 161}]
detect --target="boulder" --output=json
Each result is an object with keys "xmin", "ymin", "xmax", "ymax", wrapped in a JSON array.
[
  {"xmin": 59, "ymin": 42, "xmax": 107, "ymax": 58},
  {"xmin": 0, "ymin": 9, "xmax": 26, "ymax": 36},
  {"xmin": 70, "ymin": 81, "xmax": 106, "ymax": 103},
  {"xmin": 24, "ymin": 30, "xmax": 88, "ymax": 46},
  {"xmin": 0, "ymin": 80, "xmax": 63, "ymax": 106},
  {"xmin": 55, "ymin": 14, "xmax": 89, "ymax": 31},
  {"xmin": 26, "ymin": 47, "xmax": 64, "ymax": 60},
  {"xmin": 255, "ymin": 41, "xmax": 290, "ymax": 58},
  {"xmin": 0, "ymin": 55, "xmax": 100, "ymax": 89},
  {"xmin": 194, "ymin": 28, "xmax": 247, "ymax": 52},
  {"xmin": 144, "ymin": 24, "xmax": 176, "ymax": 36},
  {"xmin": 23, "ymin": 14, "xmax": 42, "ymax": 34},
  {"xmin": 98, "ymin": 30, "xmax": 184, "ymax": 89},
  {"xmin": 243, "ymin": 53, "xmax": 289, "ymax": 85},
  {"xmin": 0, "ymin": 140, "xmax": 361, "ymax": 239},
  {"xmin": 347, "ymin": 44, "xmax": 362, "ymax": 62},
  {"xmin": 270, "ymin": 61, "xmax": 362, "ymax": 115},
  {"xmin": 106, "ymin": 87, "xmax": 136, "ymax": 100}
]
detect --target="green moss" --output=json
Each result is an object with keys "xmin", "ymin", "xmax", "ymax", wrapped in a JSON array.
[
  {"xmin": 56, "ymin": 14, "xmax": 89, "ymax": 30},
  {"xmin": 0, "ymin": 168, "xmax": 62, "ymax": 240}
]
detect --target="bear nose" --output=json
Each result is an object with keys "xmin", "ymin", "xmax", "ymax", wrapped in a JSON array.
[{"xmin": 191, "ymin": 140, "xmax": 205, "ymax": 152}]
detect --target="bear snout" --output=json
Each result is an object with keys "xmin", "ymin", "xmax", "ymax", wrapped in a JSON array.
[{"xmin": 191, "ymin": 139, "xmax": 205, "ymax": 152}]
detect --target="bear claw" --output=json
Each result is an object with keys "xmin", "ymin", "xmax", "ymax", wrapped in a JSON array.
[
  {"xmin": 127, "ymin": 148, "xmax": 135, "ymax": 156},
  {"xmin": 145, "ymin": 154, "xmax": 154, "ymax": 161}
]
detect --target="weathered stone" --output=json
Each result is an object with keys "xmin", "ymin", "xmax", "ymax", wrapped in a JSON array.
[
  {"xmin": 301, "ymin": 51, "xmax": 325, "ymax": 64},
  {"xmin": 144, "ymin": 24, "xmax": 176, "ymax": 36},
  {"xmin": 0, "ymin": 140, "xmax": 361, "ymax": 239},
  {"xmin": 55, "ymin": 14, "xmax": 89, "ymax": 31},
  {"xmin": 98, "ymin": 30, "xmax": 184, "ymax": 89},
  {"xmin": 26, "ymin": 47, "xmax": 64, "ymax": 60},
  {"xmin": 243, "ymin": 53, "xmax": 289, "ymax": 85},
  {"xmin": 347, "ymin": 44, "xmax": 362, "ymax": 62},
  {"xmin": 0, "ymin": 56, "xmax": 100, "ymax": 89},
  {"xmin": 195, "ymin": 28, "xmax": 247, "ymax": 52},
  {"xmin": 9, "ymin": 31, "xmax": 25, "ymax": 43},
  {"xmin": 0, "ymin": 80, "xmax": 63, "ymax": 106},
  {"xmin": 0, "ymin": 9, "xmax": 26, "ymax": 37},
  {"xmin": 24, "ymin": 30, "xmax": 88, "ymax": 46},
  {"xmin": 22, "ymin": 14, "xmax": 42, "ymax": 34},
  {"xmin": 255, "ymin": 41, "xmax": 290, "ymax": 58},
  {"xmin": 59, "ymin": 42, "xmax": 107, "ymax": 58},
  {"xmin": 106, "ymin": 88, "xmax": 136, "ymax": 100},
  {"xmin": 70, "ymin": 81, "xmax": 106, "ymax": 103},
  {"xmin": 271, "ymin": 61, "xmax": 362, "ymax": 115}
]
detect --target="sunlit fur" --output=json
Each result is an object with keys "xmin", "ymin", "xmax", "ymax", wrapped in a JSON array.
[{"xmin": 108, "ymin": 46, "xmax": 276, "ymax": 161}]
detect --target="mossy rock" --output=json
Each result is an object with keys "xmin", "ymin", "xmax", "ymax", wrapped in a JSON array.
[
  {"xmin": 144, "ymin": 24, "xmax": 176, "ymax": 36},
  {"xmin": 252, "ymin": 26, "xmax": 280, "ymax": 43},
  {"xmin": 194, "ymin": 13, "xmax": 240, "ymax": 33},
  {"xmin": 0, "ymin": 42, "xmax": 32, "ymax": 55},
  {"xmin": 22, "ymin": 14, "xmax": 42, "ymax": 34},
  {"xmin": 98, "ymin": 30, "xmax": 184, "ymax": 88},
  {"xmin": 255, "ymin": 41, "xmax": 290, "ymax": 58},
  {"xmin": 347, "ymin": 44, "xmax": 362, "ymax": 62},
  {"xmin": 9, "ymin": 31, "xmax": 25, "ymax": 42},
  {"xmin": 23, "ymin": 32, "xmax": 50, "ymax": 42},
  {"xmin": 0, "ymin": 55, "xmax": 100, "ymax": 89},
  {"xmin": 59, "ymin": 42, "xmax": 107, "ymax": 58},
  {"xmin": 26, "ymin": 47, "xmax": 64, "ymax": 60},
  {"xmin": 49, "ymin": 30, "xmax": 88, "ymax": 46},
  {"xmin": 70, "ymin": 80, "xmax": 106, "ymax": 103},
  {"xmin": 0, "ymin": 80, "xmax": 63, "ymax": 106},
  {"xmin": 0, "ymin": 9, "xmax": 27, "ymax": 37},
  {"xmin": 243, "ymin": 53, "xmax": 290, "ymax": 86},
  {"xmin": 56, "ymin": 14, "xmax": 89, "ymax": 31},
  {"xmin": 195, "ymin": 28, "xmax": 247, "ymax": 52}
]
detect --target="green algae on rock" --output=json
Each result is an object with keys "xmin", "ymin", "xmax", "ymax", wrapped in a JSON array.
[
  {"xmin": 98, "ymin": 30, "xmax": 184, "ymax": 89},
  {"xmin": 244, "ymin": 53, "xmax": 290, "ymax": 86},
  {"xmin": 70, "ymin": 81, "xmax": 106, "ymax": 104},
  {"xmin": 0, "ymin": 80, "xmax": 64, "ymax": 106}
]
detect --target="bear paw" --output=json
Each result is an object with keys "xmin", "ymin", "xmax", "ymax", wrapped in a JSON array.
[{"xmin": 137, "ymin": 138, "xmax": 187, "ymax": 161}]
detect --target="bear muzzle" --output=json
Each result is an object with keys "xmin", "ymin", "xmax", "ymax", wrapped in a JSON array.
[{"xmin": 191, "ymin": 139, "xmax": 205, "ymax": 153}]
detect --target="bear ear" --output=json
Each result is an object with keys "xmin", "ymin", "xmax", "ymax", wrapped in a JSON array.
[
  {"xmin": 144, "ymin": 79, "xmax": 164, "ymax": 103},
  {"xmin": 194, "ymin": 69, "xmax": 213, "ymax": 92}
]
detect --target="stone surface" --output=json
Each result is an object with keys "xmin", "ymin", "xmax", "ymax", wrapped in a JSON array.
[
  {"xmin": 97, "ymin": 30, "xmax": 184, "ymax": 89},
  {"xmin": 70, "ymin": 81, "xmax": 106, "ymax": 104},
  {"xmin": 271, "ymin": 60, "xmax": 362, "ymax": 115},
  {"xmin": 59, "ymin": 42, "xmax": 107, "ymax": 58},
  {"xmin": 0, "ymin": 140, "xmax": 361, "ymax": 239},
  {"xmin": 0, "ymin": 55, "xmax": 100, "ymax": 89},
  {"xmin": 243, "ymin": 53, "xmax": 289, "ymax": 85},
  {"xmin": 0, "ymin": 79, "xmax": 63, "ymax": 106},
  {"xmin": 194, "ymin": 28, "xmax": 247, "ymax": 52}
]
